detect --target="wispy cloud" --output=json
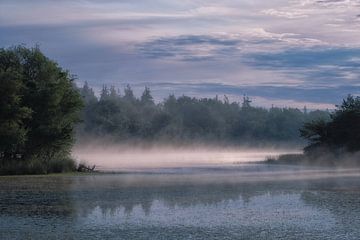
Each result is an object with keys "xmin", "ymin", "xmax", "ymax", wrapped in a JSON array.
[
  {"xmin": 245, "ymin": 47, "xmax": 360, "ymax": 86},
  {"xmin": 137, "ymin": 35, "xmax": 241, "ymax": 61},
  {"xmin": 261, "ymin": 9, "xmax": 309, "ymax": 19},
  {"xmin": 137, "ymin": 31, "xmax": 327, "ymax": 62},
  {"xmin": 1, "ymin": 0, "xmax": 360, "ymax": 108}
]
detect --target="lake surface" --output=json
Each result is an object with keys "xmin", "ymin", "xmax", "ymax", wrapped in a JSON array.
[{"xmin": 1, "ymin": 164, "xmax": 360, "ymax": 239}]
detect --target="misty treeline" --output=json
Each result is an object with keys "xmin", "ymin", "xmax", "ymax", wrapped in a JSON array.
[
  {"xmin": 77, "ymin": 82, "xmax": 330, "ymax": 144},
  {"xmin": 1, "ymin": 46, "xmax": 359, "ymax": 174},
  {"xmin": 0, "ymin": 46, "xmax": 83, "ymax": 174}
]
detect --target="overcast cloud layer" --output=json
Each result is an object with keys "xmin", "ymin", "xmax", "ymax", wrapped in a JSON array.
[{"xmin": 1, "ymin": 0, "xmax": 360, "ymax": 108}]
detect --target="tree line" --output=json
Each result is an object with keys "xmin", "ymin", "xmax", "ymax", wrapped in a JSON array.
[
  {"xmin": 2, "ymin": 46, "xmax": 358, "ymax": 174},
  {"xmin": 77, "ymin": 82, "xmax": 330, "ymax": 144}
]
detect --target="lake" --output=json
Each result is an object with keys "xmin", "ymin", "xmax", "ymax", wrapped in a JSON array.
[{"xmin": 1, "ymin": 163, "xmax": 360, "ymax": 239}]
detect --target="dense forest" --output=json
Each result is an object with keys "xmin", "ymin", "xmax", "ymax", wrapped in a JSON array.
[{"xmin": 77, "ymin": 82, "xmax": 330, "ymax": 144}]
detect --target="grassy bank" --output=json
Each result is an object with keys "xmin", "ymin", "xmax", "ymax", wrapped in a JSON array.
[
  {"xmin": 0, "ymin": 157, "xmax": 96, "ymax": 176},
  {"xmin": 0, "ymin": 157, "xmax": 76, "ymax": 175},
  {"xmin": 0, "ymin": 171, "xmax": 95, "ymax": 178}
]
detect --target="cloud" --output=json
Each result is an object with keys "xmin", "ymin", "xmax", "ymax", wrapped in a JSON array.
[
  {"xmin": 313, "ymin": 0, "xmax": 360, "ymax": 7},
  {"xmin": 1, "ymin": 0, "xmax": 360, "ymax": 108},
  {"xmin": 261, "ymin": 9, "xmax": 309, "ymax": 19},
  {"xmin": 136, "ymin": 31, "xmax": 327, "ymax": 62},
  {"xmin": 0, "ymin": 0, "xmax": 195, "ymax": 27},
  {"xmin": 245, "ymin": 47, "xmax": 360, "ymax": 86},
  {"xmin": 137, "ymin": 35, "xmax": 241, "ymax": 61}
]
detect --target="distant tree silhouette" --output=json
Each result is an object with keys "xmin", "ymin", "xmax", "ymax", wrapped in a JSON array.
[
  {"xmin": 141, "ymin": 87, "xmax": 154, "ymax": 105},
  {"xmin": 78, "ymin": 83, "xmax": 330, "ymax": 144}
]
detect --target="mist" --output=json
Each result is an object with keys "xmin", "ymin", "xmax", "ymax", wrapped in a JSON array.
[{"xmin": 72, "ymin": 142, "xmax": 301, "ymax": 171}]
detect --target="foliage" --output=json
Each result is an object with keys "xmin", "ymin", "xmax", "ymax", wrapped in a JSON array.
[
  {"xmin": 77, "ymin": 83, "xmax": 330, "ymax": 144},
  {"xmin": 301, "ymin": 95, "xmax": 360, "ymax": 153},
  {"xmin": 0, "ymin": 46, "xmax": 83, "ymax": 174}
]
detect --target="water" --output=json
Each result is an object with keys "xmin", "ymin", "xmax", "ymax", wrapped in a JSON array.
[{"xmin": 1, "ymin": 164, "xmax": 360, "ymax": 239}]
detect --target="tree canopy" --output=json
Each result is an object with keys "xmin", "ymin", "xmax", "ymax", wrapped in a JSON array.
[
  {"xmin": 301, "ymin": 95, "xmax": 360, "ymax": 153},
  {"xmin": 77, "ymin": 83, "xmax": 330, "ymax": 145},
  {"xmin": 0, "ymin": 46, "xmax": 83, "ymax": 174}
]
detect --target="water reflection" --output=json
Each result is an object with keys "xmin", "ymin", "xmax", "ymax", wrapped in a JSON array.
[
  {"xmin": 0, "ymin": 176, "xmax": 75, "ymax": 217},
  {"xmin": 1, "ymin": 165, "xmax": 360, "ymax": 239},
  {"xmin": 301, "ymin": 180, "xmax": 360, "ymax": 229}
]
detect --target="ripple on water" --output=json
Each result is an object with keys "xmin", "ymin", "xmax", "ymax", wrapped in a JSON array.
[{"xmin": 1, "ymin": 164, "xmax": 360, "ymax": 239}]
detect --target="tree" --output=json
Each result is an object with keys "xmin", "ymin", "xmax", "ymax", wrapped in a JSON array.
[
  {"xmin": 301, "ymin": 95, "xmax": 360, "ymax": 153},
  {"xmin": 300, "ymin": 119, "xmax": 328, "ymax": 151},
  {"xmin": 141, "ymin": 87, "xmax": 154, "ymax": 105},
  {"xmin": 0, "ymin": 68, "xmax": 31, "ymax": 158},
  {"xmin": 80, "ymin": 81, "xmax": 97, "ymax": 104},
  {"xmin": 241, "ymin": 95, "xmax": 252, "ymax": 109},
  {"xmin": 124, "ymin": 84, "xmax": 136, "ymax": 102},
  {"xmin": 328, "ymin": 95, "xmax": 360, "ymax": 151},
  {"xmin": 100, "ymin": 85, "xmax": 109, "ymax": 101},
  {"xmin": 0, "ymin": 46, "xmax": 83, "ymax": 174}
]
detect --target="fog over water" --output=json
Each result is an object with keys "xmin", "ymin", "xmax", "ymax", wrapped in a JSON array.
[
  {"xmin": 2, "ymin": 164, "xmax": 360, "ymax": 239},
  {"xmin": 3, "ymin": 144, "xmax": 360, "ymax": 239},
  {"xmin": 73, "ymin": 144, "xmax": 301, "ymax": 171}
]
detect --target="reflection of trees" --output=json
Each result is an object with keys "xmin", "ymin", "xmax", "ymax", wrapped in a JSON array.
[
  {"xmin": 0, "ymin": 176, "xmax": 76, "ymax": 217},
  {"xmin": 2, "ymin": 174, "xmax": 360, "ymax": 222},
  {"xmin": 0, "ymin": 174, "xmax": 300, "ymax": 218},
  {"xmin": 67, "ymin": 174, "xmax": 307, "ymax": 217},
  {"xmin": 301, "ymin": 177, "xmax": 360, "ymax": 233}
]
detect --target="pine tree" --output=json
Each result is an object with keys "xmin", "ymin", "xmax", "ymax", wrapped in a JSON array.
[{"xmin": 141, "ymin": 87, "xmax": 154, "ymax": 105}]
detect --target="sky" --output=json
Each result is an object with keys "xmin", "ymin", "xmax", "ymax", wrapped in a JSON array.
[{"xmin": 1, "ymin": 0, "xmax": 360, "ymax": 109}]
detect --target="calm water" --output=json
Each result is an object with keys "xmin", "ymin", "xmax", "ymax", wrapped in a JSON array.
[{"xmin": 1, "ymin": 164, "xmax": 360, "ymax": 239}]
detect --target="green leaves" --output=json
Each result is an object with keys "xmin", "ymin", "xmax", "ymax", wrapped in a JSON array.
[
  {"xmin": 0, "ymin": 46, "xmax": 83, "ymax": 174},
  {"xmin": 301, "ymin": 95, "xmax": 360, "ymax": 153}
]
